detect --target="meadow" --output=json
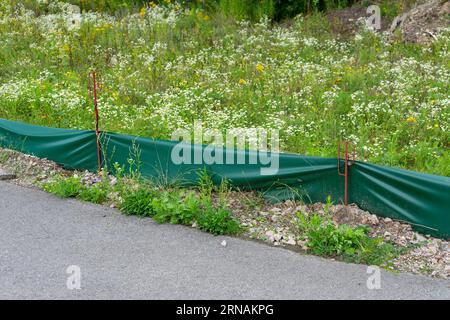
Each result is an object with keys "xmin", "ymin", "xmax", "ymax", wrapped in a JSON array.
[{"xmin": 0, "ymin": 0, "xmax": 449, "ymax": 176}]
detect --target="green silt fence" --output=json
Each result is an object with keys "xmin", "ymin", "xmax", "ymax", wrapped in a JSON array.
[{"xmin": 0, "ymin": 118, "xmax": 449, "ymax": 238}]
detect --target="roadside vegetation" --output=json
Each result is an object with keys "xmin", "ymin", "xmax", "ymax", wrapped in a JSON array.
[
  {"xmin": 0, "ymin": 0, "xmax": 448, "ymax": 275},
  {"xmin": 2, "ymin": 146, "xmax": 449, "ymax": 278},
  {"xmin": 43, "ymin": 168, "xmax": 242, "ymax": 236},
  {"xmin": 0, "ymin": 0, "xmax": 448, "ymax": 175},
  {"xmin": 42, "ymin": 164, "xmax": 405, "ymax": 266}
]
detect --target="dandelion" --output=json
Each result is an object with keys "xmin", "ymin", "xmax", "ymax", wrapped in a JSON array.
[
  {"xmin": 239, "ymin": 79, "xmax": 246, "ymax": 85},
  {"xmin": 256, "ymin": 63, "xmax": 264, "ymax": 72},
  {"xmin": 406, "ymin": 116, "xmax": 417, "ymax": 123}
]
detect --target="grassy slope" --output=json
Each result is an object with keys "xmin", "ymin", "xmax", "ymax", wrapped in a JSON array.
[{"xmin": 0, "ymin": 1, "xmax": 449, "ymax": 175}]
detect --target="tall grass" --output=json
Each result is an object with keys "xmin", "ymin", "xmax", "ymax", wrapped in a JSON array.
[{"xmin": 1, "ymin": 1, "xmax": 449, "ymax": 176}]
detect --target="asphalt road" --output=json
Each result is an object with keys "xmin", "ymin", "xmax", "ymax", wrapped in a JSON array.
[{"xmin": 0, "ymin": 181, "xmax": 449, "ymax": 299}]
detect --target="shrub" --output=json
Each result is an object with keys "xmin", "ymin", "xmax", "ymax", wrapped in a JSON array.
[
  {"xmin": 152, "ymin": 190, "xmax": 200, "ymax": 225},
  {"xmin": 297, "ymin": 211, "xmax": 400, "ymax": 265},
  {"xmin": 79, "ymin": 184, "xmax": 108, "ymax": 204},
  {"xmin": 196, "ymin": 201, "xmax": 241, "ymax": 235},
  {"xmin": 120, "ymin": 187, "xmax": 154, "ymax": 216},
  {"xmin": 43, "ymin": 176, "xmax": 82, "ymax": 198},
  {"xmin": 217, "ymin": 0, "xmax": 275, "ymax": 21}
]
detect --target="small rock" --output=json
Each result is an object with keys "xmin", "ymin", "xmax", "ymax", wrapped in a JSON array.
[
  {"xmin": 429, "ymin": 245, "xmax": 438, "ymax": 255},
  {"xmin": 273, "ymin": 234, "xmax": 282, "ymax": 242},
  {"xmin": 384, "ymin": 217, "xmax": 393, "ymax": 223},
  {"xmin": 368, "ymin": 214, "xmax": 379, "ymax": 225},
  {"xmin": 285, "ymin": 238, "xmax": 296, "ymax": 246},
  {"xmin": 415, "ymin": 234, "xmax": 426, "ymax": 242},
  {"xmin": 0, "ymin": 168, "xmax": 16, "ymax": 180},
  {"xmin": 221, "ymin": 240, "xmax": 227, "ymax": 247},
  {"xmin": 297, "ymin": 240, "xmax": 309, "ymax": 250},
  {"xmin": 265, "ymin": 230, "xmax": 274, "ymax": 237}
]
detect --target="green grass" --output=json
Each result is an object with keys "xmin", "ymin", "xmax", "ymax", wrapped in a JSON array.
[
  {"xmin": 296, "ymin": 202, "xmax": 405, "ymax": 266},
  {"xmin": 43, "ymin": 176, "xmax": 83, "ymax": 198},
  {"xmin": 0, "ymin": 1, "xmax": 449, "ymax": 176},
  {"xmin": 79, "ymin": 183, "xmax": 108, "ymax": 203},
  {"xmin": 43, "ymin": 171, "xmax": 241, "ymax": 235},
  {"xmin": 120, "ymin": 181, "xmax": 241, "ymax": 235}
]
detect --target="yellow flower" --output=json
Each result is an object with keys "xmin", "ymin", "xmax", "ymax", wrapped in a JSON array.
[
  {"xmin": 164, "ymin": 0, "xmax": 171, "ymax": 3},
  {"xmin": 334, "ymin": 77, "xmax": 342, "ymax": 84},
  {"xmin": 149, "ymin": 1, "xmax": 156, "ymax": 7},
  {"xmin": 203, "ymin": 15, "xmax": 209, "ymax": 21},
  {"xmin": 406, "ymin": 116, "xmax": 417, "ymax": 123},
  {"xmin": 62, "ymin": 43, "xmax": 70, "ymax": 52},
  {"xmin": 239, "ymin": 79, "xmax": 246, "ymax": 85},
  {"xmin": 139, "ymin": 7, "xmax": 146, "ymax": 18},
  {"xmin": 256, "ymin": 63, "xmax": 264, "ymax": 72}
]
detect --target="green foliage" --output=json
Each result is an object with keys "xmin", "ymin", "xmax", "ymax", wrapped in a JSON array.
[
  {"xmin": 273, "ymin": 0, "xmax": 357, "ymax": 20},
  {"xmin": 79, "ymin": 183, "xmax": 108, "ymax": 204},
  {"xmin": 127, "ymin": 140, "xmax": 142, "ymax": 180},
  {"xmin": 2, "ymin": 1, "xmax": 448, "ymax": 176},
  {"xmin": 56, "ymin": 0, "xmax": 147, "ymax": 13},
  {"xmin": 217, "ymin": 0, "xmax": 275, "ymax": 21},
  {"xmin": 118, "ymin": 179, "xmax": 240, "ymax": 235},
  {"xmin": 197, "ymin": 168, "xmax": 214, "ymax": 198},
  {"xmin": 43, "ymin": 175, "xmax": 109, "ymax": 203},
  {"xmin": 43, "ymin": 176, "xmax": 82, "ymax": 198},
  {"xmin": 120, "ymin": 187, "xmax": 154, "ymax": 216},
  {"xmin": 196, "ymin": 200, "xmax": 241, "ymax": 235},
  {"xmin": 296, "ymin": 205, "xmax": 401, "ymax": 265},
  {"xmin": 151, "ymin": 190, "xmax": 200, "ymax": 224}
]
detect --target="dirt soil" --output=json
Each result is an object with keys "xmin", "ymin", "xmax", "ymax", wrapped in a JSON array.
[
  {"xmin": 391, "ymin": 0, "xmax": 450, "ymax": 44},
  {"xmin": 327, "ymin": 0, "xmax": 450, "ymax": 43},
  {"xmin": 327, "ymin": 3, "xmax": 391, "ymax": 35}
]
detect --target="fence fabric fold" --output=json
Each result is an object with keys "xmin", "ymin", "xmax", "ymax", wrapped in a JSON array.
[{"xmin": 1, "ymin": 118, "xmax": 448, "ymax": 238}]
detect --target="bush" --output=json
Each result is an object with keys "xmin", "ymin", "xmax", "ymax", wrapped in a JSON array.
[
  {"xmin": 152, "ymin": 190, "xmax": 200, "ymax": 225},
  {"xmin": 273, "ymin": 0, "xmax": 358, "ymax": 20},
  {"xmin": 119, "ymin": 183, "xmax": 240, "ymax": 235},
  {"xmin": 120, "ymin": 187, "xmax": 154, "ymax": 216},
  {"xmin": 297, "ymin": 211, "xmax": 400, "ymax": 265},
  {"xmin": 196, "ymin": 201, "xmax": 241, "ymax": 235},
  {"xmin": 217, "ymin": 0, "xmax": 275, "ymax": 21},
  {"xmin": 79, "ymin": 184, "xmax": 108, "ymax": 204},
  {"xmin": 43, "ymin": 176, "xmax": 82, "ymax": 198}
]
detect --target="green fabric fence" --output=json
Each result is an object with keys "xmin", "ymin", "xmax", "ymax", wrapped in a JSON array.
[{"xmin": 1, "ymin": 118, "xmax": 449, "ymax": 238}]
